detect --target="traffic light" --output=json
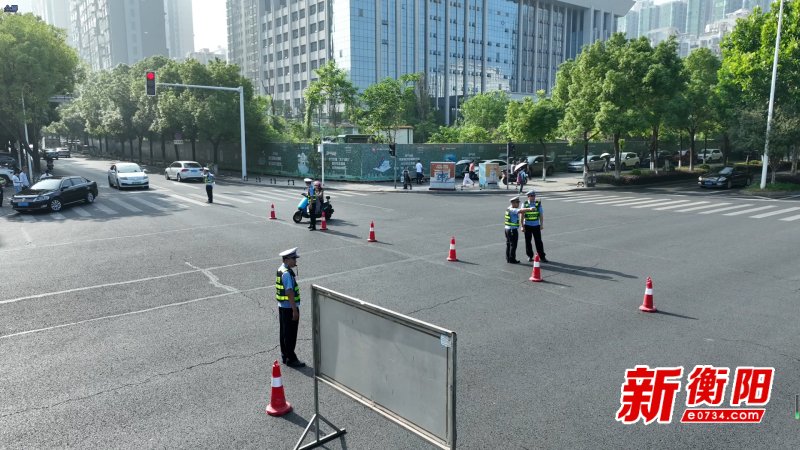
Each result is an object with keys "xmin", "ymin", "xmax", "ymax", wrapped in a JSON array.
[
  {"xmin": 508, "ymin": 141, "xmax": 516, "ymax": 153},
  {"xmin": 388, "ymin": 143, "xmax": 396, "ymax": 157},
  {"xmin": 145, "ymin": 71, "xmax": 156, "ymax": 96}
]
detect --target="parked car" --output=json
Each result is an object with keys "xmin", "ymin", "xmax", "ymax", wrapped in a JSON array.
[
  {"xmin": 40, "ymin": 149, "xmax": 59, "ymax": 160},
  {"xmin": 55, "ymin": 147, "xmax": 71, "ymax": 158},
  {"xmin": 1, "ymin": 152, "xmax": 19, "ymax": 167},
  {"xmin": 673, "ymin": 150, "xmax": 692, "ymax": 165},
  {"xmin": 641, "ymin": 151, "xmax": 672, "ymax": 168},
  {"xmin": 567, "ymin": 155, "xmax": 606, "ymax": 173},
  {"xmin": 164, "ymin": 160, "xmax": 204, "ymax": 182},
  {"xmin": 108, "ymin": 162, "xmax": 149, "ymax": 190},
  {"xmin": 525, "ymin": 155, "xmax": 555, "ymax": 176},
  {"xmin": 608, "ymin": 152, "xmax": 640, "ymax": 170},
  {"xmin": 480, "ymin": 159, "xmax": 509, "ymax": 170},
  {"xmin": 696, "ymin": 148, "xmax": 723, "ymax": 163},
  {"xmin": 10, "ymin": 176, "xmax": 98, "ymax": 212},
  {"xmin": 698, "ymin": 166, "xmax": 752, "ymax": 189},
  {"xmin": 0, "ymin": 165, "xmax": 14, "ymax": 186}
]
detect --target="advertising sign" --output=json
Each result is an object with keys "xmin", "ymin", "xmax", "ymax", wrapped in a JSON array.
[
  {"xmin": 479, "ymin": 163, "xmax": 501, "ymax": 187},
  {"xmin": 429, "ymin": 162, "xmax": 456, "ymax": 190}
]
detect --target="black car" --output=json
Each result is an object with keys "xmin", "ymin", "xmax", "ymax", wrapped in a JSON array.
[
  {"xmin": 698, "ymin": 166, "xmax": 752, "ymax": 189},
  {"xmin": 0, "ymin": 152, "xmax": 18, "ymax": 167},
  {"xmin": 11, "ymin": 176, "xmax": 98, "ymax": 212}
]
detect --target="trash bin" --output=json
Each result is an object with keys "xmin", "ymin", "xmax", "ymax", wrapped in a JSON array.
[{"xmin": 586, "ymin": 171, "xmax": 597, "ymax": 187}]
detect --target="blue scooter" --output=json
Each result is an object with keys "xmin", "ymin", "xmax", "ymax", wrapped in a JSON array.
[{"xmin": 293, "ymin": 194, "xmax": 333, "ymax": 223}]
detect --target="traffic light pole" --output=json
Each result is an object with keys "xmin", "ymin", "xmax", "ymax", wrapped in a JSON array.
[{"xmin": 157, "ymin": 83, "xmax": 248, "ymax": 181}]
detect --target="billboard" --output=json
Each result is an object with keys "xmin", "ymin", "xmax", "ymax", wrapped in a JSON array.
[{"xmin": 429, "ymin": 162, "xmax": 456, "ymax": 190}]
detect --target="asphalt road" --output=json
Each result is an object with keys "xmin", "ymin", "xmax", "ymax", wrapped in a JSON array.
[{"xmin": 1, "ymin": 156, "xmax": 798, "ymax": 449}]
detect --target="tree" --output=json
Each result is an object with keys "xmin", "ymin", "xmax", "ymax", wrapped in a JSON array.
[
  {"xmin": 505, "ymin": 91, "xmax": 562, "ymax": 178},
  {"xmin": 359, "ymin": 74, "xmax": 421, "ymax": 143},
  {"xmin": 303, "ymin": 61, "xmax": 358, "ymax": 138},
  {"xmin": 0, "ymin": 12, "xmax": 80, "ymax": 172},
  {"xmin": 460, "ymin": 91, "xmax": 509, "ymax": 131}
]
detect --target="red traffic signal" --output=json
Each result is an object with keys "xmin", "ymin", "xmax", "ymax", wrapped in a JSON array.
[{"xmin": 145, "ymin": 71, "xmax": 156, "ymax": 96}]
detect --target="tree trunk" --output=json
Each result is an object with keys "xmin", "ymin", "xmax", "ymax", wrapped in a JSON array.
[
  {"xmin": 174, "ymin": 143, "xmax": 180, "ymax": 161},
  {"xmin": 161, "ymin": 135, "xmax": 166, "ymax": 162},
  {"xmin": 651, "ymin": 124, "xmax": 660, "ymax": 172},
  {"xmin": 538, "ymin": 138, "xmax": 547, "ymax": 181},
  {"xmin": 790, "ymin": 144, "xmax": 798, "ymax": 176},
  {"xmin": 149, "ymin": 136, "xmax": 154, "ymax": 165},
  {"xmin": 582, "ymin": 130, "xmax": 590, "ymax": 186},
  {"xmin": 687, "ymin": 129, "xmax": 696, "ymax": 172},
  {"xmin": 191, "ymin": 138, "xmax": 196, "ymax": 162},
  {"xmin": 137, "ymin": 137, "xmax": 143, "ymax": 163}
]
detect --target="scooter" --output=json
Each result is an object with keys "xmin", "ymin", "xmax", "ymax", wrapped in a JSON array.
[{"xmin": 293, "ymin": 194, "xmax": 334, "ymax": 223}]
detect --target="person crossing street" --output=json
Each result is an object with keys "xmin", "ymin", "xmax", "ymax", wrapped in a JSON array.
[{"xmin": 203, "ymin": 167, "xmax": 215, "ymax": 203}]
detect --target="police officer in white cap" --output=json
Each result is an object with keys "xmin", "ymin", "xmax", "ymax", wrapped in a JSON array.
[
  {"xmin": 276, "ymin": 247, "xmax": 305, "ymax": 367},
  {"xmin": 522, "ymin": 190, "xmax": 547, "ymax": 262},
  {"xmin": 504, "ymin": 196, "xmax": 535, "ymax": 264}
]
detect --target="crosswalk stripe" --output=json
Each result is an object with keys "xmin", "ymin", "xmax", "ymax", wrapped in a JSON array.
[
  {"xmin": 612, "ymin": 198, "xmax": 665, "ymax": 207},
  {"xmin": 72, "ymin": 206, "xmax": 92, "ymax": 217},
  {"xmin": 678, "ymin": 202, "xmax": 730, "ymax": 212},
  {"xmin": 750, "ymin": 206, "xmax": 800, "ymax": 219},
  {"xmin": 129, "ymin": 197, "xmax": 171, "ymax": 212},
  {"xmin": 561, "ymin": 195, "xmax": 615, "ymax": 202},
  {"xmin": 166, "ymin": 193, "xmax": 209, "ymax": 207},
  {"xmin": 653, "ymin": 201, "xmax": 709, "ymax": 211},
  {"xmin": 20, "ymin": 214, "xmax": 35, "ymax": 222},
  {"xmin": 575, "ymin": 196, "xmax": 626, "ymax": 203},
  {"xmin": 93, "ymin": 203, "xmax": 118, "ymax": 215},
  {"xmin": 631, "ymin": 199, "xmax": 693, "ymax": 209},
  {"xmin": 212, "ymin": 193, "xmax": 252, "ymax": 204},
  {"xmin": 779, "ymin": 214, "xmax": 800, "ymax": 222},
  {"xmin": 698, "ymin": 204, "xmax": 753, "ymax": 214},
  {"xmin": 107, "ymin": 197, "xmax": 143, "ymax": 212},
  {"xmin": 50, "ymin": 212, "xmax": 66, "ymax": 220},
  {"xmin": 550, "ymin": 193, "xmax": 598, "ymax": 201},
  {"xmin": 261, "ymin": 188, "xmax": 302, "ymax": 199},
  {"xmin": 592, "ymin": 197, "xmax": 649, "ymax": 205},
  {"xmin": 723, "ymin": 205, "xmax": 775, "ymax": 216},
  {"xmin": 241, "ymin": 190, "xmax": 298, "ymax": 201}
]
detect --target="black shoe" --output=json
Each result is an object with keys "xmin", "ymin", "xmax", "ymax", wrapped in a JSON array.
[
  {"xmin": 508, "ymin": 260, "xmax": 520, "ymax": 264},
  {"xmin": 286, "ymin": 360, "xmax": 306, "ymax": 368},
  {"xmin": 540, "ymin": 257, "xmax": 549, "ymax": 263},
  {"xmin": 281, "ymin": 356, "xmax": 287, "ymax": 363},
  {"xmin": 308, "ymin": 227, "xmax": 316, "ymax": 231},
  {"xmin": 528, "ymin": 257, "xmax": 534, "ymax": 262}
]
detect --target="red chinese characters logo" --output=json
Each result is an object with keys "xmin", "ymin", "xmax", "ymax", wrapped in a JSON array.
[
  {"xmin": 616, "ymin": 365, "xmax": 684, "ymax": 425},
  {"xmin": 730, "ymin": 367, "xmax": 774, "ymax": 406},
  {"xmin": 685, "ymin": 365, "xmax": 729, "ymax": 407}
]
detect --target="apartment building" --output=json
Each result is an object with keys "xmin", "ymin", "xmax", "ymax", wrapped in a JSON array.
[{"xmin": 228, "ymin": 0, "xmax": 633, "ymax": 124}]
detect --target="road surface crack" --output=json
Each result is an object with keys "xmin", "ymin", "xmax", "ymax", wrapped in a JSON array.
[{"xmin": 405, "ymin": 296, "xmax": 465, "ymax": 315}]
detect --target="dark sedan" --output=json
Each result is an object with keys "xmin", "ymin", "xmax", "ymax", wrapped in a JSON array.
[
  {"xmin": 11, "ymin": 176, "xmax": 98, "ymax": 212},
  {"xmin": 698, "ymin": 166, "xmax": 752, "ymax": 189}
]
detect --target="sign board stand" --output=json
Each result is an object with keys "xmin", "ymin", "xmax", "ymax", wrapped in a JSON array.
[{"xmin": 294, "ymin": 387, "xmax": 347, "ymax": 450}]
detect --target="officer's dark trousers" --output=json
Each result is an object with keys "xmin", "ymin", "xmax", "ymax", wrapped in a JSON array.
[
  {"xmin": 278, "ymin": 307, "xmax": 299, "ymax": 362},
  {"xmin": 206, "ymin": 185, "xmax": 213, "ymax": 203},
  {"xmin": 524, "ymin": 225, "xmax": 546, "ymax": 260},
  {"xmin": 505, "ymin": 228, "xmax": 519, "ymax": 262},
  {"xmin": 308, "ymin": 204, "xmax": 317, "ymax": 229}
]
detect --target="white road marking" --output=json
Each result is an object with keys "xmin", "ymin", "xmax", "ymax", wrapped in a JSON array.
[
  {"xmin": 50, "ymin": 212, "xmax": 66, "ymax": 220},
  {"xmin": 93, "ymin": 203, "xmax": 118, "ymax": 215},
  {"xmin": 653, "ymin": 201, "xmax": 709, "ymax": 211},
  {"xmin": 677, "ymin": 202, "xmax": 730, "ymax": 212},
  {"xmin": 779, "ymin": 214, "xmax": 800, "ymax": 222},
  {"xmin": 612, "ymin": 198, "xmax": 665, "ymax": 207},
  {"xmin": 698, "ymin": 204, "xmax": 753, "ymax": 214},
  {"xmin": 749, "ymin": 207, "xmax": 800, "ymax": 219},
  {"xmin": 129, "ymin": 197, "xmax": 171, "ymax": 212},
  {"xmin": 592, "ymin": 197, "xmax": 649, "ymax": 205},
  {"xmin": 166, "ymin": 193, "xmax": 209, "ymax": 207},
  {"xmin": 575, "ymin": 196, "xmax": 627, "ymax": 203},
  {"xmin": 561, "ymin": 195, "xmax": 616, "ymax": 202},
  {"xmin": 107, "ymin": 197, "xmax": 143, "ymax": 213},
  {"xmin": 629, "ymin": 199, "xmax": 691, "ymax": 209},
  {"xmin": 72, "ymin": 206, "xmax": 92, "ymax": 217},
  {"xmin": 722, "ymin": 205, "xmax": 775, "ymax": 216},
  {"xmin": 209, "ymin": 193, "xmax": 252, "ymax": 204},
  {"xmin": 20, "ymin": 226, "xmax": 33, "ymax": 244}
]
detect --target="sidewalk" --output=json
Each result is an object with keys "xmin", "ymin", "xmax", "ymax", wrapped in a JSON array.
[{"xmin": 214, "ymin": 171, "xmax": 589, "ymax": 195}]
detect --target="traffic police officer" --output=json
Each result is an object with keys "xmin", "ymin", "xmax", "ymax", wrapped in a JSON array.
[
  {"xmin": 203, "ymin": 167, "xmax": 215, "ymax": 203},
  {"xmin": 522, "ymin": 190, "xmax": 548, "ymax": 262},
  {"xmin": 505, "ymin": 196, "xmax": 536, "ymax": 264},
  {"xmin": 276, "ymin": 247, "xmax": 305, "ymax": 368}
]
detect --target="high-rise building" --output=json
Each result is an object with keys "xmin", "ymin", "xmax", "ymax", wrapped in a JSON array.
[
  {"xmin": 685, "ymin": 0, "xmax": 711, "ymax": 36},
  {"xmin": 29, "ymin": 0, "xmax": 72, "ymax": 44},
  {"xmin": 70, "ymin": 0, "xmax": 169, "ymax": 71},
  {"xmin": 659, "ymin": 0, "xmax": 687, "ymax": 33},
  {"xmin": 165, "ymin": 0, "xmax": 195, "ymax": 60},
  {"xmin": 711, "ymin": 0, "xmax": 742, "ymax": 22},
  {"xmin": 229, "ymin": 0, "xmax": 633, "ymax": 124}
]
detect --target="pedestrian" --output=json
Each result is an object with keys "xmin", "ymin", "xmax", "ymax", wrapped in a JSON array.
[
  {"xmin": 307, "ymin": 180, "xmax": 321, "ymax": 230},
  {"xmin": 18, "ymin": 169, "xmax": 29, "ymax": 189},
  {"xmin": 402, "ymin": 167, "xmax": 412, "ymax": 190},
  {"xmin": 11, "ymin": 170, "xmax": 22, "ymax": 193},
  {"xmin": 469, "ymin": 160, "xmax": 476, "ymax": 179},
  {"xmin": 516, "ymin": 168, "xmax": 527, "ymax": 194},
  {"xmin": 521, "ymin": 190, "xmax": 548, "ymax": 263},
  {"xmin": 203, "ymin": 167, "xmax": 215, "ymax": 203},
  {"xmin": 505, "ymin": 196, "xmax": 537, "ymax": 264},
  {"xmin": 415, "ymin": 159, "xmax": 423, "ymax": 184},
  {"xmin": 276, "ymin": 247, "xmax": 305, "ymax": 368},
  {"xmin": 462, "ymin": 170, "xmax": 475, "ymax": 188}
]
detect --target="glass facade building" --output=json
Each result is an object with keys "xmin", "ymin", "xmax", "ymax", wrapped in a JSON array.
[{"xmin": 232, "ymin": 0, "xmax": 633, "ymax": 124}]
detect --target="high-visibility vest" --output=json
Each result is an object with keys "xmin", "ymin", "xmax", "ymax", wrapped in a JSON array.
[
  {"xmin": 504, "ymin": 208, "xmax": 520, "ymax": 227},
  {"xmin": 276, "ymin": 266, "xmax": 301, "ymax": 303},
  {"xmin": 307, "ymin": 186, "xmax": 316, "ymax": 203},
  {"xmin": 204, "ymin": 173, "xmax": 214, "ymax": 185},
  {"xmin": 523, "ymin": 200, "xmax": 541, "ymax": 222}
]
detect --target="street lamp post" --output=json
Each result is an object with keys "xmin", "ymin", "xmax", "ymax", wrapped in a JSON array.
[{"xmin": 761, "ymin": 0, "xmax": 785, "ymax": 190}]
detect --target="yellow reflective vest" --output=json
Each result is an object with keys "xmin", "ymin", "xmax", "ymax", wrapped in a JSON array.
[{"xmin": 276, "ymin": 266, "xmax": 300, "ymax": 303}]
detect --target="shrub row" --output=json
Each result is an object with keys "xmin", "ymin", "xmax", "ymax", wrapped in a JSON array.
[{"xmin": 596, "ymin": 170, "xmax": 700, "ymax": 186}]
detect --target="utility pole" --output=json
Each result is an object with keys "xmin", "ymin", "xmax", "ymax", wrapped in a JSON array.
[{"xmin": 761, "ymin": 0, "xmax": 784, "ymax": 190}]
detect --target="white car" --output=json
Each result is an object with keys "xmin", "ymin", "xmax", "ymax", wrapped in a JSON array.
[
  {"xmin": 108, "ymin": 162, "xmax": 149, "ymax": 190},
  {"xmin": 165, "ymin": 160, "xmax": 204, "ymax": 182},
  {"xmin": 609, "ymin": 152, "xmax": 640, "ymax": 170},
  {"xmin": 697, "ymin": 149, "xmax": 723, "ymax": 163}
]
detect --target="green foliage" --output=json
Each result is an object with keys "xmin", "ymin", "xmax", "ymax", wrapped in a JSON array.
[
  {"xmin": 505, "ymin": 92, "xmax": 562, "ymax": 148},
  {"xmin": 359, "ymin": 73, "xmax": 421, "ymax": 142},
  {"xmin": 460, "ymin": 91, "xmax": 509, "ymax": 131},
  {"xmin": 428, "ymin": 126, "xmax": 460, "ymax": 143},
  {"xmin": 304, "ymin": 61, "xmax": 358, "ymax": 136}
]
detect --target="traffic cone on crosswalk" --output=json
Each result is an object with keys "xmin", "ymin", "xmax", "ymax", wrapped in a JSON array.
[
  {"xmin": 320, "ymin": 212, "xmax": 328, "ymax": 231},
  {"xmin": 447, "ymin": 236, "xmax": 458, "ymax": 261},
  {"xmin": 528, "ymin": 254, "xmax": 543, "ymax": 282},
  {"xmin": 367, "ymin": 221, "xmax": 377, "ymax": 242},
  {"xmin": 266, "ymin": 360, "xmax": 293, "ymax": 416},
  {"xmin": 269, "ymin": 203, "xmax": 277, "ymax": 220},
  {"xmin": 639, "ymin": 277, "xmax": 656, "ymax": 312}
]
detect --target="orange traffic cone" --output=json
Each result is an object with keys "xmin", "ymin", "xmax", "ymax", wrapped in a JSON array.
[
  {"xmin": 367, "ymin": 221, "xmax": 377, "ymax": 242},
  {"xmin": 447, "ymin": 236, "xmax": 458, "ymax": 261},
  {"xmin": 529, "ymin": 254, "xmax": 542, "ymax": 282},
  {"xmin": 320, "ymin": 212, "xmax": 328, "ymax": 231},
  {"xmin": 266, "ymin": 360, "xmax": 293, "ymax": 416},
  {"xmin": 639, "ymin": 277, "xmax": 656, "ymax": 312},
  {"xmin": 269, "ymin": 203, "xmax": 277, "ymax": 220}
]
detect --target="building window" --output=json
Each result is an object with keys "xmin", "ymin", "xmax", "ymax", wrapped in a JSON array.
[
  {"xmin": 310, "ymin": 41, "xmax": 317, "ymax": 52},
  {"xmin": 293, "ymin": 64, "xmax": 300, "ymax": 73},
  {"xmin": 283, "ymin": 15, "xmax": 288, "ymax": 25},
  {"xmin": 310, "ymin": 4, "xmax": 316, "ymax": 15},
  {"xmin": 301, "ymin": 44, "xmax": 306, "ymax": 54},
  {"xmin": 294, "ymin": 81, "xmax": 300, "ymax": 90},
  {"xmin": 293, "ymin": 29, "xmax": 299, "ymax": 39},
  {"xmin": 318, "ymin": 21, "xmax": 324, "ymax": 31},
  {"xmin": 318, "ymin": 39, "xmax": 325, "ymax": 50},
  {"xmin": 301, "ymin": 62, "xmax": 307, "ymax": 71},
  {"xmin": 300, "ymin": 27, "xmax": 306, "ymax": 36},
  {"xmin": 277, "ymin": 67, "xmax": 283, "ymax": 76},
  {"xmin": 293, "ymin": 46, "xmax": 299, "ymax": 56},
  {"xmin": 291, "ymin": 11, "xmax": 298, "ymax": 21},
  {"xmin": 311, "ymin": 60, "xmax": 318, "ymax": 70},
  {"xmin": 310, "ymin": 23, "xmax": 317, "ymax": 33},
  {"xmin": 300, "ymin": 9, "xmax": 305, "ymax": 19},
  {"xmin": 318, "ymin": 2, "xmax": 324, "ymax": 13}
]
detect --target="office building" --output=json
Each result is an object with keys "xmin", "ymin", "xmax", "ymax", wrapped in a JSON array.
[
  {"xmin": 165, "ymin": 0, "xmax": 195, "ymax": 60},
  {"xmin": 228, "ymin": 0, "xmax": 634, "ymax": 124},
  {"xmin": 658, "ymin": 0, "xmax": 687, "ymax": 33}
]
